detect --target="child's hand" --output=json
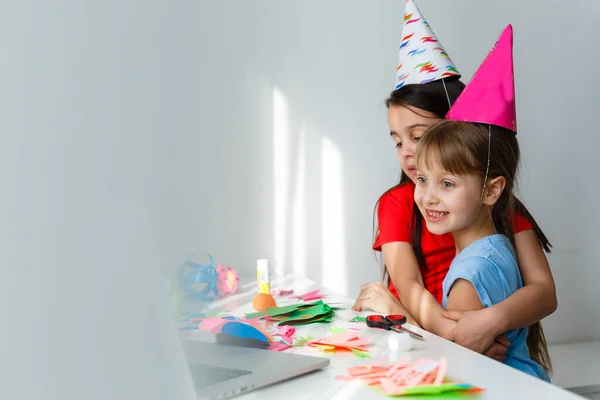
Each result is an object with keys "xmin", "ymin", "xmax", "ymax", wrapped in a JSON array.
[
  {"xmin": 483, "ymin": 334, "xmax": 510, "ymax": 361},
  {"xmin": 352, "ymin": 282, "xmax": 400, "ymax": 315},
  {"xmin": 442, "ymin": 308, "xmax": 506, "ymax": 355}
]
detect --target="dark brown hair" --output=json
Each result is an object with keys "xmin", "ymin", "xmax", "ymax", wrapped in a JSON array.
[
  {"xmin": 376, "ymin": 79, "xmax": 466, "ymax": 277},
  {"xmin": 414, "ymin": 120, "xmax": 552, "ymax": 374}
]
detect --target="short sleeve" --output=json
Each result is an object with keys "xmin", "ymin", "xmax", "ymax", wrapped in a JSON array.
[
  {"xmin": 372, "ymin": 188, "xmax": 413, "ymax": 251},
  {"xmin": 511, "ymin": 212, "xmax": 533, "ymax": 233},
  {"xmin": 442, "ymin": 257, "xmax": 507, "ymax": 309}
]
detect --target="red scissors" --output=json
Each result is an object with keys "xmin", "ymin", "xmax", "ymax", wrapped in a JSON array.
[{"xmin": 366, "ymin": 314, "xmax": 424, "ymax": 340}]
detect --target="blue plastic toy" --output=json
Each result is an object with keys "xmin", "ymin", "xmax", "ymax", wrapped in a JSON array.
[{"xmin": 178, "ymin": 253, "xmax": 220, "ymax": 302}]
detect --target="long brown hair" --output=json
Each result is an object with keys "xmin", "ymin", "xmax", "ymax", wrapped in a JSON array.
[
  {"xmin": 376, "ymin": 78, "xmax": 466, "ymax": 282},
  {"xmin": 415, "ymin": 120, "xmax": 552, "ymax": 374}
]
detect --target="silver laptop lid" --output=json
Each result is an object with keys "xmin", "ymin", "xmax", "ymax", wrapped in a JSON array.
[
  {"xmin": 3, "ymin": 199, "xmax": 198, "ymax": 400},
  {"xmin": 182, "ymin": 340, "xmax": 330, "ymax": 400}
]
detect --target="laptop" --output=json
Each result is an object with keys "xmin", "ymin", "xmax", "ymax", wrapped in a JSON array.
[
  {"xmin": 4, "ymin": 172, "xmax": 329, "ymax": 400},
  {"xmin": 181, "ymin": 339, "xmax": 330, "ymax": 399}
]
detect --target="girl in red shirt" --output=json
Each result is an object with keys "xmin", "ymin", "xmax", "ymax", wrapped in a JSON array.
[{"xmin": 352, "ymin": 78, "xmax": 556, "ymax": 360}]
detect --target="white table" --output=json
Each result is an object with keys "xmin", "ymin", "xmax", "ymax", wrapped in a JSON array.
[{"xmin": 189, "ymin": 275, "xmax": 582, "ymax": 399}]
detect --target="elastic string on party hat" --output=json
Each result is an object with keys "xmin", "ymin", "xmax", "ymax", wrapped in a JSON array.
[
  {"xmin": 441, "ymin": 78, "xmax": 451, "ymax": 108},
  {"xmin": 479, "ymin": 124, "xmax": 492, "ymax": 203},
  {"xmin": 472, "ymin": 124, "xmax": 493, "ymax": 221}
]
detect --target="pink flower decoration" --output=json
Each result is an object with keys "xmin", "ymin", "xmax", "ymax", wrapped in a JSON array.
[{"xmin": 216, "ymin": 264, "xmax": 239, "ymax": 294}]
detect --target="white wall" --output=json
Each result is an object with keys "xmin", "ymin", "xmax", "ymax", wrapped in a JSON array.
[
  {"xmin": 2, "ymin": 6, "xmax": 599, "ymax": 397},
  {"xmin": 167, "ymin": 0, "xmax": 403, "ymax": 294},
  {"xmin": 0, "ymin": 2, "xmax": 198, "ymax": 399}
]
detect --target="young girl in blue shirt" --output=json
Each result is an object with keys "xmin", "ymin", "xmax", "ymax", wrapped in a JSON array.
[
  {"xmin": 410, "ymin": 25, "xmax": 552, "ymax": 381},
  {"xmin": 413, "ymin": 120, "xmax": 551, "ymax": 381}
]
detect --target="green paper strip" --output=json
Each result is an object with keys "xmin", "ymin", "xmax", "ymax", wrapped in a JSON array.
[
  {"xmin": 280, "ymin": 303, "xmax": 330, "ymax": 320},
  {"xmin": 386, "ymin": 383, "xmax": 479, "ymax": 397},
  {"xmin": 244, "ymin": 300, "xmax": 325, "ymax": 319},
  {"xmin": 351, "ymin": 349, "xmax": 370, "ymax": 358},
  {"xmin": 278, "ymin": 310, "xmax": 335, "ymax": 326}
]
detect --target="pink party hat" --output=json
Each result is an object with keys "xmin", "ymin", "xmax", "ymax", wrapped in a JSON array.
[
  {"xmin": 446, "ymin": 25, "xmax": 516, "ymax": 133},
  {"xmin": 395, "ymin": 0, "xmax": 460, "ymax": 89}
]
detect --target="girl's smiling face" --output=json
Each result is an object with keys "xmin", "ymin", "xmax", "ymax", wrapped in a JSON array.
[{"xmin": 413, "ymin": 155, "xmax": 484, "ymax": 237}]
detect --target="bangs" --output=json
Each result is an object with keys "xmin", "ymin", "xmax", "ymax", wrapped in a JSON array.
[{"xmin": 415, "ymin": 121, "xmax": 481, "ymax": 176}]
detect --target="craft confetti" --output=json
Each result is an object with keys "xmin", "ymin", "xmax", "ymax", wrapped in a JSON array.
[
  {"xmin": 293, "ymin": 289, "xmax": 326, "ymax": 301},
  {"xmin": 293, "ymin": 335, "xmax": 314, "ymax": 347},
  {"xmin": 328, "ymin": 326, "xmax": 347, "ymax": 335},
  {"xmin": 271, "ymin": 288, "xmax": 294, "ymax": 296},
  {"xmin": 335, "ymin": 357, "xmax": 483, "ymax": 396},
  {"xmin": 351, "ymin": 348, "xmax": 371, "ymax": 358},
  {"xmin": 307, "ymin": 331, "xmax": 371, "ymax": 354}
]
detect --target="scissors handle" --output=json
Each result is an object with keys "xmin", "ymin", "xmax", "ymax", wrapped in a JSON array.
[
  {"xmin": 365, "ymin": 315, "xmax": 391, "ymax": 330},
  {"xmin": 385, "ymin": 314, "xmax": 407, "ymax": 325}
]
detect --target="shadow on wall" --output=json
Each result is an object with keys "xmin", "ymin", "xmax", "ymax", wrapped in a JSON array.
[
  {"xmin": 271, "ymin": 85, "xmax": 348, "ymax": 294},
  {"xmin": 166, "ymin": 0, "xmax": 398, "ymax": 296}
]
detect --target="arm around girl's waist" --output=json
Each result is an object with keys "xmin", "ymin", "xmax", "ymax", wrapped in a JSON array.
[{"xmin": 382, "ymin": 241, "xmax": 456, "ymax": 337}]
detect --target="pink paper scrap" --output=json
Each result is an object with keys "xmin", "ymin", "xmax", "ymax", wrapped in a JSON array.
[{"xmin": 294, "ymin": 289, "xmax": 326, "ymax": 301}]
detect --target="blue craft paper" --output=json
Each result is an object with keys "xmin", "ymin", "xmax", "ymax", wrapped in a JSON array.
[{"xmin": 221, "ymin": 321, "xmax": 269, "ymax": 343}]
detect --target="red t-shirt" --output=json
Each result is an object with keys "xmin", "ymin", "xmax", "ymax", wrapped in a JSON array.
[{"xmin": 372, "ymin": 182, "xmax": 533, "ymax": 304}]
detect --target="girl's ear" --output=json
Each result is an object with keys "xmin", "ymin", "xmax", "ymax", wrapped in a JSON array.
[{"xmin": 483, "ymin": 176, "xmax": 506, "ymax": 206}]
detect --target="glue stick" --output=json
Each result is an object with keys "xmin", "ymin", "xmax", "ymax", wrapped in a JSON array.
[
  {"xmin": 257, "ymin": 259, "xmax": 271, "ymax": 294},
  {"xmin": 252, "ymin": 259, "xmax": 277, "ymax": 312}
]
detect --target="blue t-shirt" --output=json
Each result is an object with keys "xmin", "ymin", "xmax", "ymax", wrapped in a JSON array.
[{"xmin": 442, "ymin": 234, "xmax": 550, "ymax": 382}]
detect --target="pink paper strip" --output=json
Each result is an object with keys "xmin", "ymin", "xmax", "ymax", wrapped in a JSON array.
[
  {"xmin": 434, "ymin": 357, "xmax": 447, "ymax": 385},
  {"xmin": 198, "ymin": 317, "xmax": 227, "ymax": 333},
  {"xmin": 268, "ymin": 342, "xmax": 291, "ymax": 351}
]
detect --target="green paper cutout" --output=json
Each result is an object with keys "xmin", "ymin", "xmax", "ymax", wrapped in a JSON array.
[
  {"xmin": 398, "ymin": 383, "xmax": 477, "ymax": 396},
  {"xmin": 350, "ymin": 316, "xmax": 366, "ymax": 323},
  {"xmin": 350, "ymin": 348, "xmax": 370, "ymax": 358},
  {"xmin": 371, "ymin": 382, "xmax": 480, "ymax": 397},
  {"xmin": 245, "ymin": 300, "xmax": 336, "ymax": 327},
  {"xmin": 245, "ymin": 300, "xmax": 325, "ymax": 319},
  {"xmin": 276, "ymin": 303, "xmax": 333, "ymax": 325},
  {"xmin": 282, "ymin": 318, "xmax": 333, "ymax": 326},
  {"xmin": 278, "ymin": 310, "xmax": 334, "ymax": 326},
  {"xmin": 283, "ymin": 303, "xmax": 330, "ymax": 320},
  {"xmin": 293, "ymin": 335, "xmax": 314, "ymax": 347},
  {"xmin": 329, "ymin": 326, "xmax": 347, "ymax": 334},
  {"xmin": 206, "ymin": 311, "xmax": 228, "ymax": 317}
]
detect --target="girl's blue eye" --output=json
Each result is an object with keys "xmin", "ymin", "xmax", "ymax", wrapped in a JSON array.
[
  {"xmin": 442, "ymin": 181, "xmax": 454, "ymax": 188},
  {"xmin": 417, "ymin": 177, "xmax": 427, "ymax": 184}
]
